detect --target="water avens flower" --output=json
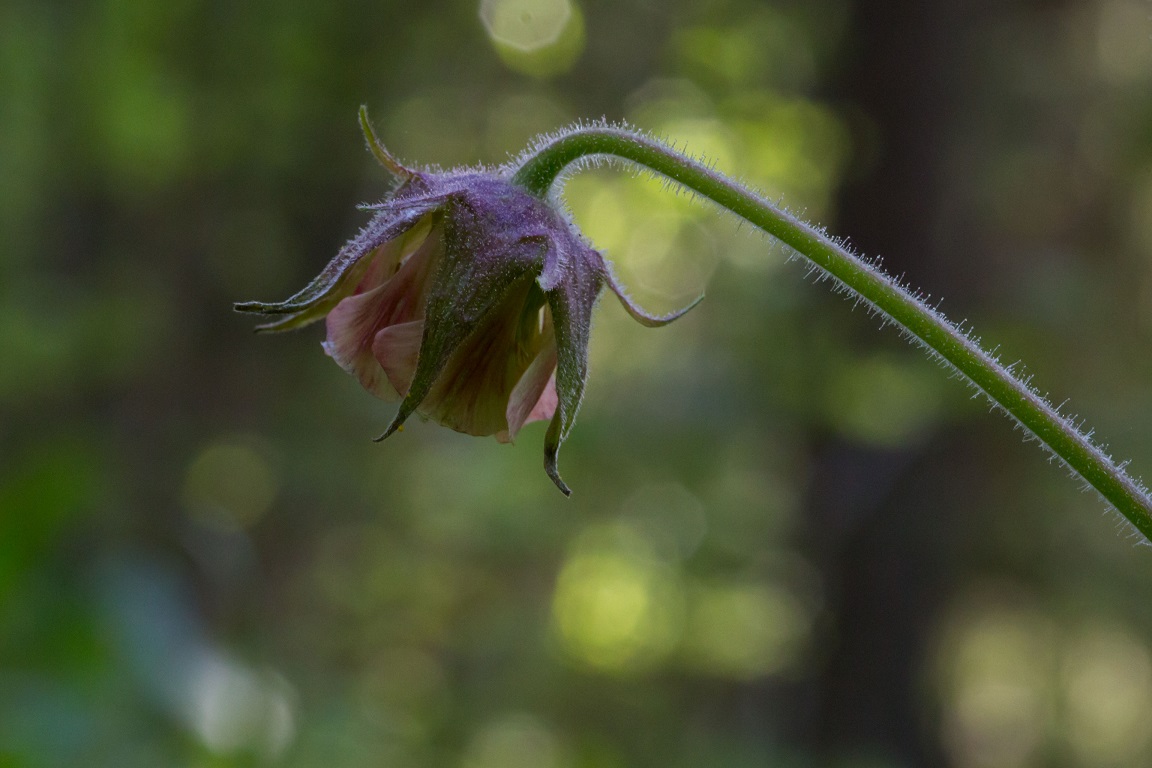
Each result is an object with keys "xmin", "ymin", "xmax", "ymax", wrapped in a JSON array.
[{"xmin": 236, "ymin": 108, "xmax": 698, "ymax": 495}]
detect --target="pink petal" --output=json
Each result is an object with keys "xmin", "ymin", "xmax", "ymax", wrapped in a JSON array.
[
  {"xmin": 322, "ymin": 227, "xmax": 441, "ymax": 401},
  {"xmin": 503, "ymin": 336, "xmax": 558, "ymax": 443},
  {"xmin": 525, "ymin": 374, "xmax": 558, "ymax": 425},
  {"xmin": 372, "ymin": 320, "xmax": 424, "ymax": 397},
  {"xmin": 322, "ymin": 282, "xmax": 401, "ymax": 399}
]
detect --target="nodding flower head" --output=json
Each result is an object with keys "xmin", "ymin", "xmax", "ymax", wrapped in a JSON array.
[{"xmin": 236, "ymin": 108, "xmax": 701, "ymax": 494}]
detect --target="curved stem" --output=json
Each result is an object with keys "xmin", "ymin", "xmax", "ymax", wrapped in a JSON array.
[{"xmin": 513, "ymin": 126, "xmax": 1152, "ymax": 541}]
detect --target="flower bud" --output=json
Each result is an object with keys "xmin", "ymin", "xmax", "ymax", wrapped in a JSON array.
[{"xmin": 236, "ymin": 109, "xmax": 700, "ymax": 494}]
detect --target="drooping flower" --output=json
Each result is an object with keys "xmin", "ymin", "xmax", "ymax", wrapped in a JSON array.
[{"xmin": 236, "ymin": 109, "xmax": 700, "ymax": 494}]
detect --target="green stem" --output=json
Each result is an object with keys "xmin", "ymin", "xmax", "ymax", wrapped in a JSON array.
[{"xmin": 512, "ymin": 126, "xmax": 1152, "ymax": 541}]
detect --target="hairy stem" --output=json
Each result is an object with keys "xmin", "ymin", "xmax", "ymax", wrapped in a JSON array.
[{"xmin": 512, "ymin": 126, "xmax": 1152, "ymax": 541}]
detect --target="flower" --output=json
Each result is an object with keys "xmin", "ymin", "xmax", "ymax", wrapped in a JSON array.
[{"xmin": 236, "ymin": 109, "xmax": 700, "ymax": 494}]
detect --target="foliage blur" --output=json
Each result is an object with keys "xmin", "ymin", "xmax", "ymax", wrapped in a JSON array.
[{"xmin": 4, "ymin": 0, "xmax": 1152, "ymax": 765}]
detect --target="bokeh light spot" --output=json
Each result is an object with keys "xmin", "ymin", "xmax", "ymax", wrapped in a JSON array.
[
  {"xmin": 480, "ymin": 0, "xmax": 570, "ymax": 50},
  {"xmin": 182, "ymin": 438, "xmax": 278, "ymax": 531},
  {"xmin": 934, "ymin": 589, "xmax": 1056, "ymax": 768},
  {"xmin": 682, "ymin": 581, "xmax": 812, "ymax": 679},
  {"xmin": 552, "ymin": 524, "xmax": 683, "ymax": 673},
  {"xmin": 825, "ymin": 355, "xmax": 944, "ymax": 447},
  {"xmin": 190, "ymin": 656, "xmax": 295, "ymax": 758},
  {"xmin": 479, "ymin": 0, "xmax": 584, "ymax": 77},
  {"xmin": 358, "ymin": 646, "xmax": 449, "ymax": 741},
  {"xmin": 1061, "ymin": 625, "xmax": 1152, "ymax": 764},
  {"xmin": 463, "ymin": 713, "xmax": 568, "ymax": 768},
  {"xmin": 1096, "ymin": 0, "xmax": 1152, "ymax": 84}
]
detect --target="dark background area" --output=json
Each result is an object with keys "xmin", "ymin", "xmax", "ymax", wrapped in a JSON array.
[{"xmin": 4, "ymin": 0, "xmax": 1152, "ymax": 765}]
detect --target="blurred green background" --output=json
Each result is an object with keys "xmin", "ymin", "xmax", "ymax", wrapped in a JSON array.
[{"xmin": 4, "ymin": 0, "xmax": 1152, "ymax": 765}]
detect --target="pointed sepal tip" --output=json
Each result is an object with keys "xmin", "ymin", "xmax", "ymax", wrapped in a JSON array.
[
  {"xmin": 359, "ymin": 105, "xmax": 414, "ymax": 180},
  {"xmin": 543, "ymin": 411, "xmax": 572, "ymax": 496}
]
